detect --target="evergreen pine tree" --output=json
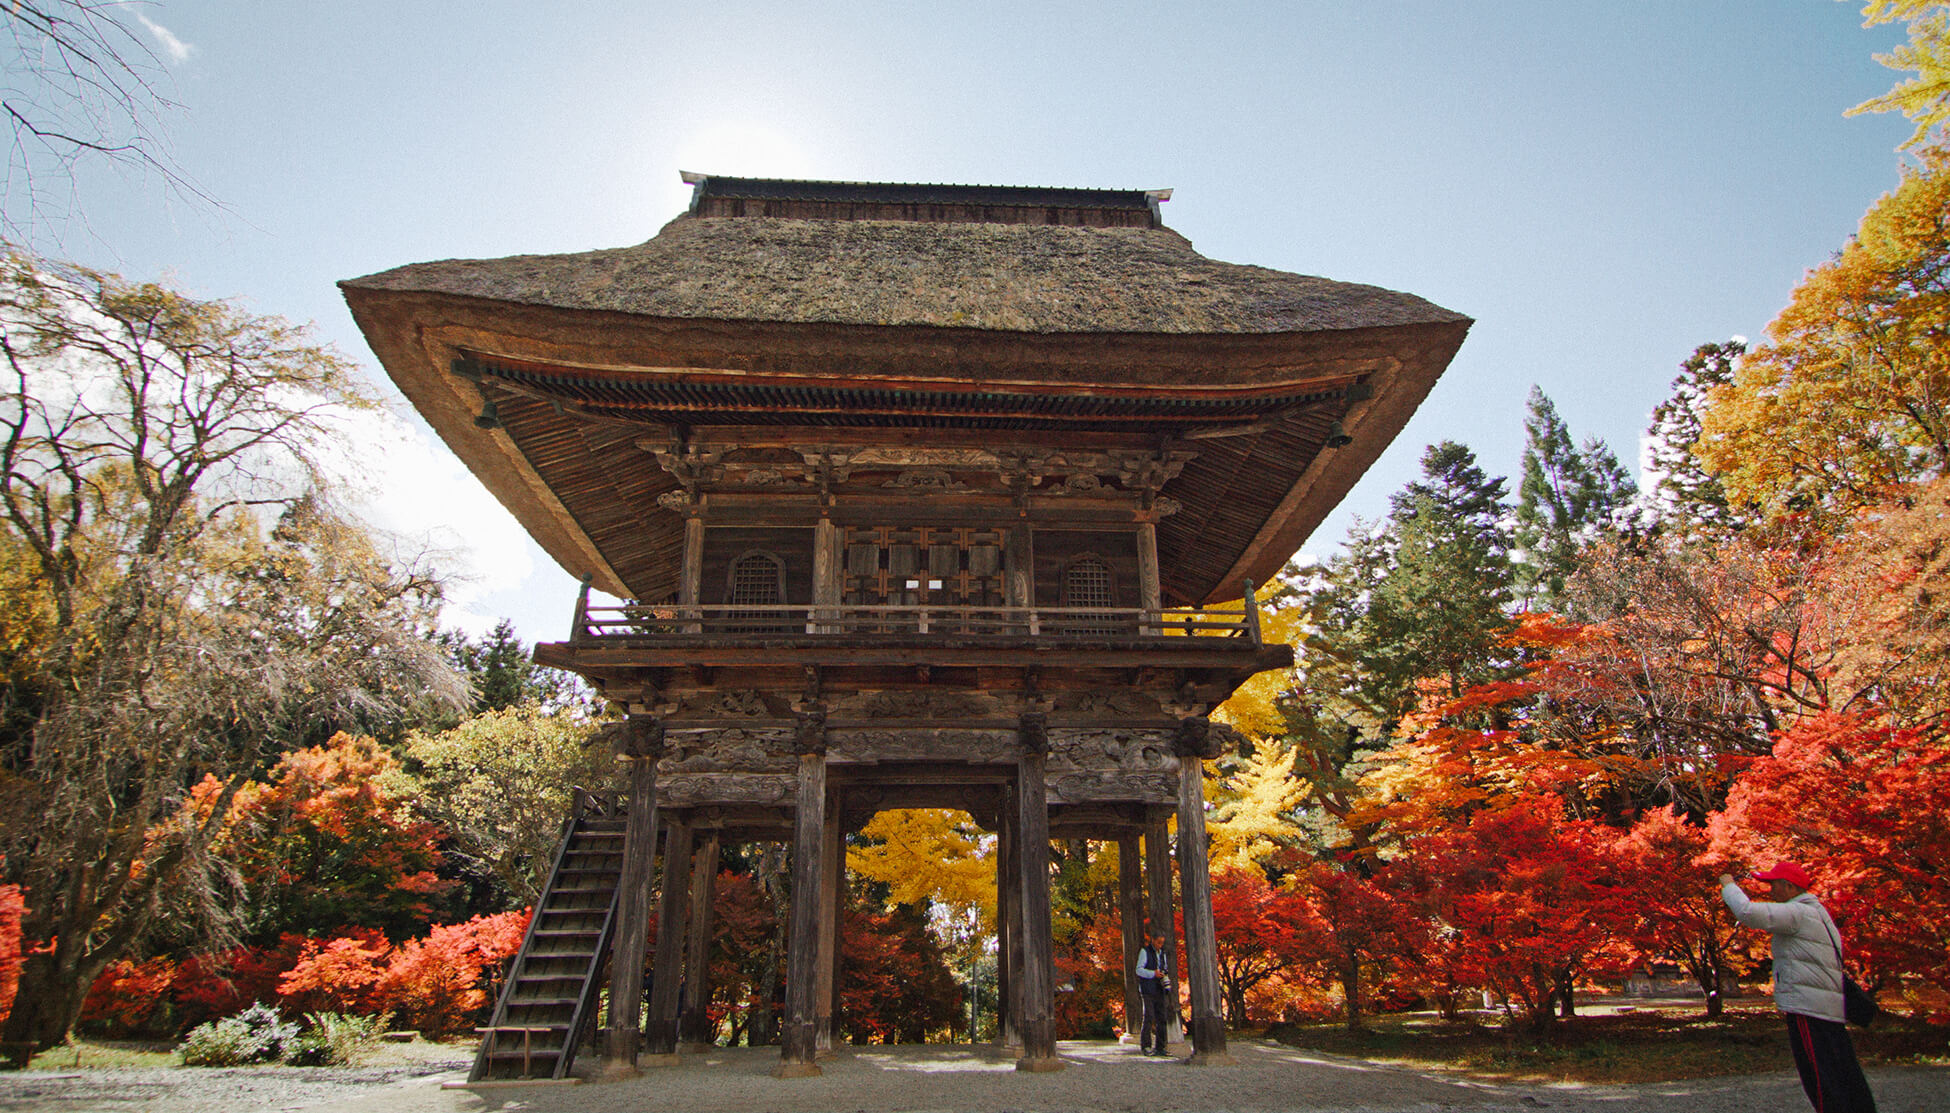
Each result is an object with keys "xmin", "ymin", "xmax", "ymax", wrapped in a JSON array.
[
  {"xmin": 1638, "ymin": 340, "xmax": 1745, "ymax": 538},
  {"xmin": 439, "ymin": 620, "xmax": 592, "ymax": 719},
  {"xmin": 1319, "ymin": 441, "xmax": 1516, "ymax": 724},
  {"xmin": 1512, "ymin": 387, "xmax": 1637, "ymax": 611}
]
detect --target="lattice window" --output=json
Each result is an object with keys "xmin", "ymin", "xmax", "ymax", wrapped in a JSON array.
[
  {"xmin": 1063, "ymin": 557, "xmax": 1115, "ymax": 609},
  {"xmin": 726, "ymin": 551, "xmax": 788, "ymax": 632},
  {"xmin": 1062, "ymin": 556, "xmax": 1122, "ymax": 634}
]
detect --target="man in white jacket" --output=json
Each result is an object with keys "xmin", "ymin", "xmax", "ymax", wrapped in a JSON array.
[{"xmin": 1719, "ymin": 862, "xmax": 1876, "ymax": 1113}]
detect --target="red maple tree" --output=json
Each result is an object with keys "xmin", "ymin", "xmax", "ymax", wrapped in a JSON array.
[{"xmin": 1711, "ymin": 711, "xmax": 1950, "ymax": 1020}]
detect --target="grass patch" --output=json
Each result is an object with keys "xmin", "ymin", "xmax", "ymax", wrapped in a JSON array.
[
  {"xmin": 20, "ymin": 1033, "xmax": 472, "ymax": 1073},
  {"xmin": 23, "ymin": 1039, "xmax": 178, "ymax": 1070},
  {"xmin": 1267, "ymin": 1001, "xmax": 1949, "ymax": 1085}
]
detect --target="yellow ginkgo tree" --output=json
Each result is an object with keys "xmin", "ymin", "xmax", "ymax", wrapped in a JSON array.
[
  {"xmin": 1699, "ymin": 139, "xmax": 1950, "ymax": 532},
  {"xmin": 1852, "ymin": 1, "xmax": 1950, "ymax": 148}
]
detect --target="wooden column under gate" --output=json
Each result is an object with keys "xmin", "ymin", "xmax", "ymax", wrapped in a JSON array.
[
  {"xmin": 645, "ymin": 819, "xmax": 692, "ymax": 1059},
  {"xmin": 677, "ymin": 830, "xmax": 721, "ymax": 1050},
  {"xmin": 1013, "ymin": 712, "xmax": 1063, "ymax": 1072},
  {"xmin": 1174, "ymin": 724, "xmax": 1233, "ymax": 1065},
  {"xmin": 777, "ymin": 710, "xmax": 828, "ymax": 1077},
  {"xmin": 601, "ymin": 717, "xmax": 663, "ymax": 1076},
  {"xmin": 1144, "ymin": 818, "xmax": 1186, "ymax": 1052},
  {"xmin": 815, "ymin": 797, "xmax": 842, "ymax": 1052},
  {"xmin": 1117, "ymin": 835, "xmax": 1144, "ymax": 1041},
  {"xmin": 997, "ymin": 789, "xmax": 1021, "ymax": 1053}
]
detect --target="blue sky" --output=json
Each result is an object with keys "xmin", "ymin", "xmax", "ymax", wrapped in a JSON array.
[{"xmin": 42, "ymin": 1, "xmax": 1917, "ymax": 644}]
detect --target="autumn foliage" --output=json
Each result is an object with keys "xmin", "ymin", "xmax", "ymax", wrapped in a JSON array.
[
  {"xmin": 77, "ymin": 911, "xmax": 529, "ymax": 1038},
  {"xmin": 201, "ymin": 733, "xmax": 458, "ymax": 944},
  {"xmin": 0, "ymin": 884, "xmax": 21, "ymax": 1026}
]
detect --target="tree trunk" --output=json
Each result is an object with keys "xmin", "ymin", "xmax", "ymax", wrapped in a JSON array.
[
  {"xmin": 3, "ymin": 949, "xmax": 97, "ymax": 1048},
  {"xmin": 1340, "ymin": 950, "xmax": 1364, "ymax": 1032},
  {"xmin": 1225, "ymin": 982, "xmax": 1248, "ymax": 1028},
  {"xmin": 1699, "ymin": 951, "xmax": 1726, "ymax": 1018},
  {"xmin": 1527, "ymin": 963, "xmax": 1555, "ymax": 1035},
  {"xmin": 751, "ymin": 844, "xmax": 787, "ymax": 1045}
]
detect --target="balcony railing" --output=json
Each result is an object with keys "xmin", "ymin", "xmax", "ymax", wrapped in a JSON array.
[{"xmin": 568, "ymin": 582, "xmax": 1264, "ymax": 647}]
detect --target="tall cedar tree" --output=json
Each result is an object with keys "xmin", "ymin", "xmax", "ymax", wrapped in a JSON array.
[
  {"xmin": 440, "ymin": 619, "xmax": 588, "ymax": 718},
  {"xmin": 1636, "ymin": 341, "xmax": 1746, "ymax": 539},
  {"xmin": 0, "ymin": 252, "xmax": 463, "ymax": 1046},
  {"xmin": 1321, "ymin": 441, "xmax": 1515, "ymax": 725},
  {"xmin": 1511, "ymin": 387, "xmax": 1635, "ymax": 613}
]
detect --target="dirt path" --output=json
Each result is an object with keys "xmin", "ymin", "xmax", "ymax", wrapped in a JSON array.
[{"xmin": 3, "ymin": 1039, "xmax": 1944, "ymax": 1113}]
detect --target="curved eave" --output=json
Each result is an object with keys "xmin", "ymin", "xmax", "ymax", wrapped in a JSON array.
[{"xmin": 342, "ymin": 286, "xmax": 1469, "ymax": 603}]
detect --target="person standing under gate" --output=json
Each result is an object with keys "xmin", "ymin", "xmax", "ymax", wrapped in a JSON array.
[
  {"xmin": 1134, "ymin": 924, "xmax": 1170, "ymax": 1056},
  {"xmin": 1719, "ymin": 863, "xmax": 1877, "ymax": 1113}
]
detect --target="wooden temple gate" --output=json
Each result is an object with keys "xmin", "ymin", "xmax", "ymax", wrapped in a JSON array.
[{"xmin": 343, "ymin": 175, "xmax": 1469, "ymax": 1077}]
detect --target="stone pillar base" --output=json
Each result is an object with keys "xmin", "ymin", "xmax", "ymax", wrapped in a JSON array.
[
  {"xmin": 773, "ymin": 1060, "xmax": 823, "ymax": 1078},
  {"xmin": 1185, "ymin": 1050, "xmax": 1238, "ymax": 1066},
  {"xmin": 598, "ymin": 1061, "xmax": 641, "ymax": 1082},
  {"xmin": 1014, "ymin": 1054, "xmax": 1067, "ymax": 1072}
]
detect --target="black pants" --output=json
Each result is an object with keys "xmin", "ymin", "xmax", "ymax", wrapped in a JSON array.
[
  {"xmin": 1785, "ymin": 1013, "xmax": 1876, "ymax": 1113},
  {"xmin": 1138, "ymin": 988, "xmax": 1167, "ymax": 1052}
]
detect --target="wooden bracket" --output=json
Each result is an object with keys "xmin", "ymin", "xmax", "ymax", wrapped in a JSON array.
[
  {"xmin": 1018, "ymin": 711, "xmax": 1050, "ymax": 755},
  {"xmin": 614, "ymin": 716, "xmax": 666, "ymax": 761},
  {"xmin": 794, "ymin": 706, "xmax": 829, "ymax": 756}
]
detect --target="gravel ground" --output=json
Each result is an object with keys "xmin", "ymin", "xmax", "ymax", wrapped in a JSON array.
[{"xmin": 1, "ymin": 1039, "xmax": 1944, "ymax": 1113}]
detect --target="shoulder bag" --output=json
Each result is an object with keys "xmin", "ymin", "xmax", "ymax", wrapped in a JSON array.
[{"xmin": 1819, "ymin": 914, "xmax": 1879, "ymax": 1027}]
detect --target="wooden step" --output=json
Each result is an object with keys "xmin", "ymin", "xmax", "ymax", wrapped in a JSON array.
[
  {"xmin": 506, "ymin": 996, "xmax": 581, "ymax": 1007},
  {"xmin": 469, "ymin": 807, "xmax": 619, "ymax": 1084}
]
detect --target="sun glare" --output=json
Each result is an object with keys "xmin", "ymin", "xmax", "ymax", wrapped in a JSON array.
[{"xmin": 673, "ymin": 123, "xmax": 819, "ymax": 182}]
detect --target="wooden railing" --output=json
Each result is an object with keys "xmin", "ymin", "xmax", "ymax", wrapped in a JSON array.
[
  {"xmin": 569, "ymin": 581, "xmax": 1265, "ymax": 647},
  {"xmin": 570, "ymin": 787, "xmax": 621, "ymax": 819}
]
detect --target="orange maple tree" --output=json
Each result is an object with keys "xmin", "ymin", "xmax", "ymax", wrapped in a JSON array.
[
  {"xmin": 1711, "ymin": 711, "xmax": 1950, "ymax": 1020},
  {"xmin": 201, "ymin": 733, "xmax": 457, "ymax": 945},
  {"xmin": 0, "ymin": 884, "xmax": 21, "ymax": 1025}
]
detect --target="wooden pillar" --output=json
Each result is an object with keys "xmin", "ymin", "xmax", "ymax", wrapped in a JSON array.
[
  {"xmin": 814, "ymin": 796, "xmax": 842, "ymax": 1051},
  {"xmin": 680, "ymin": 515, "xmax": 704, "ymax": 632},
  {"xmin": 1137, "ymin": 522, "xmax": 1162, "ymax": 618},
  {"xmin": 812, "ymin": 516, "xmax": 840, "ymax": 633},
  {"xmin": 777, "ymin": 710, "xmax": 827, "ymax": 1077},
  {"xmin": 1004, "ymin": 523, "xmax": 1034, "ymax": 631},
  {"xmin": 997, "ymin": 791, "xmax": 1021, "ymax": 1052},
  {"xmin": 602, "ymin": 717, "xmax": 663, "ymax": 1076},
  {"xmin": 677, "ymin": 830, "xmax": 720, "ymax": 1050},
  {"xmin": 1117, "ymin": 834, "xmax": 1144, "ymax": 1041},
  {"xmin": 1144, "ymin": 817, "xmax": 1186, "ymax": 1051},
  {"xmin": 1175, "ymin": 722, "xmax": 1233, "ymax": 1065},
  {"xmin": 1014, "ymin": 713, "xmax": 1063, "ymax": 1072},
  {"xmin": 645, "ymin": 819, "xmax": 692, "ymax": 1058}
]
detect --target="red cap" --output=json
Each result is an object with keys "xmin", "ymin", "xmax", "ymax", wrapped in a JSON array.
[{"xmin": 1753, "ymin": 862, "xmax": 1815, "ymax": 890}]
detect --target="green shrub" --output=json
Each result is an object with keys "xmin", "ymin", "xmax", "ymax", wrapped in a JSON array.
[
  {"xmin": 284, "ymin": 1012, "xmax": 389, "ymax": 1067},
  {"xmin": 177, "ymin": 1003, "xmax": 299, "ymax": 1067},
  {"xmin": 281, "ymin": 1031, "xmax": 333, "ymax": 1067}
]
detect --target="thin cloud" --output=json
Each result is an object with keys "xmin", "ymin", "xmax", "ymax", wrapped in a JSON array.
[{"xmin": 134, "ymin": 13, "xmax": 194, "ymax": 64}]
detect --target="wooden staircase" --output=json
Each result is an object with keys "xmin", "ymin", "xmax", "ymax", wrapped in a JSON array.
[{"xmin": 469, "ymin": 789, "xmax": 624, "ymax": 1081}]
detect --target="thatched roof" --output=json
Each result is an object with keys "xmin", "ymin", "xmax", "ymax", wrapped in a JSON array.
[
  {"xmin": 340, "ymin": 178, "xmax": 1471, "ymax": 606},
  {"xmin": 344, "ymin": 216, "xmax": 1464, "ymax": 339}
]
